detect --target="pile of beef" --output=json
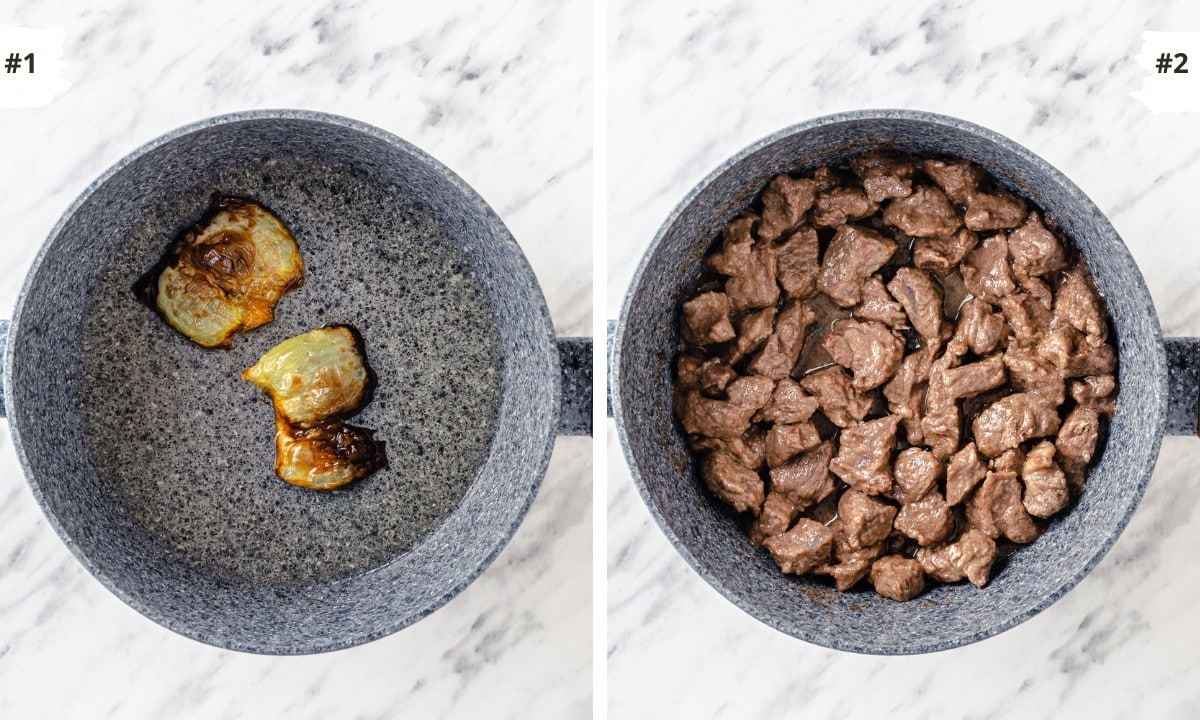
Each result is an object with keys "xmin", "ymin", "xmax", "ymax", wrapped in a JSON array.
[{"xmin": 673, "ymin": 153, "xmax": 1117, "ymax": 601}]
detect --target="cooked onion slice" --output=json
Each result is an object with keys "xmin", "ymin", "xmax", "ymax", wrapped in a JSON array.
[
  {"xmin": 273, "ymin": 413, "xmax": 384, "ymax": 490},
  {"xmin": 147, "ymin": 196, "xmax": 303, "ymax": 348},
  {"xmin": 242, "ymin": 326, "xmax": 368, "ymax": 427}
]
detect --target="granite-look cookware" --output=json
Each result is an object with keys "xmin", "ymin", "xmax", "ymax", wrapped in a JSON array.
[
  {"xmin": 612, "ymin": 109, "xmax": 1197, "ymax": 654},
  {"xmin": 2, "ymin": 110, "xmax": 592, "ymax": 654}
]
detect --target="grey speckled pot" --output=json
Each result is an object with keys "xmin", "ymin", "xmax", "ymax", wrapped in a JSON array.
[
  {"xmin": 2, "ymin": 110, "xmax": 592, "ymax": 654},
  {"xmin": 612, "ymin": 109, "xmax": 1199, "ymax": 654}
]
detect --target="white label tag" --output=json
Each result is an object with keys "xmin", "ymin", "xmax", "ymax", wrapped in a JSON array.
[
  {"xmin": 1132, "ymin": 31, "xmax": 1200, "ymax": 113},
  {"xmin": 0, "ymin": 25, "xmax": 70, "ymax": 109}
]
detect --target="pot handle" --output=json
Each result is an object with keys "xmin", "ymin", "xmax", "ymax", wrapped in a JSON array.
[
  {"xmin": 557, "ymin": 337, "xmax": 593, "ymax": 436},
  {"xmin": 1166, "ymin": 337, "xmax": 1200, "ymax": 436}
]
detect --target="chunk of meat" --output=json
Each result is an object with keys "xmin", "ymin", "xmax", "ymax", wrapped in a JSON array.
[
  {"xmin": 891, "ymin": 447, "xmax": 943, "ymax": 504},
  {"xmin": 1021, "ymin": 275, "xmax": 1055, "ymax": 309},
  {"xmin": 710, "ymin": 216, "xmax": 779, "ymax": 312},
  {"xmin": 913, "ymin": 229, "xmax": 979, "ymax": 276},
  {"xmin": 800, "ymin": 366, "xmax": 873, "ymax": 427},
  {"xmin": 678, "ymin": 374, "xmax": 776, "ymax": 439},
  {"xmin": 966, "ymin": 470, "xmax": 1039, "ymax": 543},
  {"xmin": 701, "ymin": 451, "xmax": 764, "ymax": 515},
  {"xmin": 812, "ymin": 187, "xmax": 879, "ymax": 227},
  {"xmin": 1054, "ymin": 267, "xmax": 1107, "ymax": 343},
  {"xmin": 922, "ymin": 158, "xmax": 984, "ymax": 204},
  {"xmin": 690, "ymin": 429, "xmax": 766, "ymax": 471},
  {"xmin": 1007, "ymin": 213, "xmax": 1067, "ymax": 280},
  {"xmin": 823, "ymin": 319, "xmax": 905, "ymax": 391},
  {"xmin": 1022, "ymin": 440, "xmax": 1069, "ymax": 518},
  {"xmin": 870, "ymin": 556, "xmax": 926, "ymax": 602},
  {"xmin": 1004, "ymin": 345, "xmax": 1065, "ymax": 405},
  {"xmin": 811, "ymin": 165, "xmax": 843, "ymax": 191},
  {"xmin": 849, "ymin": 152, "xmax": 915, "ymax": 202},
  {"xmin": 1000, "ymin": 293, "xmax": 1052, "ymax": 346},
  {"xmin": 676, "ymin": 354, "xmax": 704, "ymax": 388},
  {"xmin": 886, "ymin": 267, "xmax": 943, "ymax": 341},
  {"xmin": 854, "ymin": 274, "xmax": 908, "ymax": 328},
  {"xmin": 830, "ymin": 415, "xmax": 901, "ymax": 495},
  {"xmin": 693, "ymin": 358, "xmax": 739, "ymax": 396},
  {"xmin": 758, "ymin": 175, "xmax": 817, "ymax": 241},
  {"xmin": 964, "ymin": 192, "xmax": 1026, "ymax": 231},
  {"xmin": 931, "ymin": 354, "xmax": 1007, "ymax": 406},
  {"xmin": 755, "ymin": 378, "xmax": 820, "ymax": 424},
  {"xmin": 954, "ymin": 298, "xmax": 1007, "ymax": 355},
  {"xmin": 1069, "ymin": 375, "xmax": 1117, "ymax": 416},
  {"xmin": 894, "ymin": 491, "xmax": 955, "ymax": 546},
  {"xmin": 765, "ymin": 421, "xmax": 821, "ymax": 467},
  {"xmin": 1057, "ymin": 406, "xmax": 1100, "ymax": 467},
  {"xmin": 769, "ymin": 441, "xmax": 836, "ymax": 509},
  {"xmin": 1037, "ymin": 323, "xmax": 1075, "ymax": 370},
  {"xmin": 1065, "ymin": 340, "xmax": 1117, "ymax": 377},
  {"xmin": 817, "ymin": 225, "xmax": 898, "ymax": 307},
  {"xmin": 971, "ymin": 393, "xmax": 1061, "ymax": 457},
  {"xmin": 961, "ymin": 234, "xmax": 1017, "ymax": 303},
  {"xmin": 921, "ymin": 403, "xmax": 961, "ymax": 462},
  {"xmin": 775, "ymin": 226, "xmax": 820, "ymax": 299},
  {"xmin": 748, "ymin": 301, "xmax": 817, "ymax": 380},
  {"xmin": 750, "ymin": 491, "xmax": 799, "ymax": 546},
  {"xmin": 945, "ymin": 442, "xmax": 987, "ymax": 506},
  {"xmin": 883, "ymin": 345, "xmax": 937, "ymax": 443},
  {"xmin": 916, "ymin": 529, "xmax": 997, "ymax": 588},
  {"xmin": 883, "ymin": 185, "xmax": 963, "ymax": 237},
  {"xmin": 815, "ymin": 546, "xmax": 880, "ymax": 591},
  {"xmin": 991, "ymin": 448, "xmax": 1025, "ymax": 475},
  {"xmin": 763, "ymin": 519, "xmax": 834, "ymax": 575},
  {"xmin": 837, "ymin": 489, "xmax": 898, "ymax": 550},
  {"xmin": 680, "ymin": 291, "xmax": 736, "ymax": 345},
  {"xmin": 727, "ymin": 306, "xmax": 777, "ymax": 363}
]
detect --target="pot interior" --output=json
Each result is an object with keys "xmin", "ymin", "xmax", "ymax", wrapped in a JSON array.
[
  {"xmin": 8, "ymin": 112, "xmax": 558, "ymax": 653},
  {"xmin": 616, "ymin": 111, "xmax": 1166, "ymax": 654}
]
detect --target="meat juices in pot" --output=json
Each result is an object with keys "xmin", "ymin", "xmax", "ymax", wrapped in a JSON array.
[{"xmin": 673, "ymin": 154, "xmax": 1117, "ymax": 601}]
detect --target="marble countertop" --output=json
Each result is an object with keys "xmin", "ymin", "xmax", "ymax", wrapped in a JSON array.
[
  {"xmin": 0, "ymin": 1, "xmax": 590, "ymax": 718},
  {"xmin": 608, "ymin": 1, "xmax": 1200, "ymax": 718}
]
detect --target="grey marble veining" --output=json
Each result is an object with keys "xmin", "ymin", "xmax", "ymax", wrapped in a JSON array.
[{"xmin": 609, "ymin": 0, "xmax": 1200, "ymax": 717}]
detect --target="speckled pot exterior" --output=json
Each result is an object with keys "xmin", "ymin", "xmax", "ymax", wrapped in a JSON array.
[
  {"xmin": 613, "ymin": 110, "xmax": 1174, "ymax": 654},
  {"xmin": 3, "ymin": 110, "xmax": 590, "ymax": 654}
]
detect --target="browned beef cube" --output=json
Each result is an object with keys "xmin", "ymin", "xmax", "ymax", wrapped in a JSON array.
[
  {"xmin": 954, "ymin": 298, "xmax": 1007, "ymax": 355},
  {"xmin": 750, "ymin": 491, "xmax": 799, "ymax": 546},
  {"xmin": 991, "ymin": 448, "xmax": 1025, "ymax": 475},
  {"xmin": 946, "ymin": 442, "xmax": 987, "ymax": 506},
  {"xmin": 823, "ymin": 318, "xmax": 905, "ymax": 392},
  {"xmin": 812, "ymin": 187, "xmax": 879, "ymax": 227},
  {"xmin": 916, "ymin": 529, "xmax": 997, "ymax": 587},
  {"xmin": 710, "ymin": 215, "xmax": 779, "ymax": 312},
  {"xmin": 921, "ymin": 403, "xmax": 961, "ymax": 461},
  {"xmin": 678, "ymin": 374, "xmax": 776, "ymax": 439},
  {"xmin": 895, "ymin": 491, "xmax": 954, "ymax": 546},
  {"xmin": 922, "ymin": 158, "xmax": 984, "ymax": 204},
  {"xmin": 815, "ymin": 546, "xmax": 880, "ymax": 591},
  {"xmin": 758, "ymin": 175, "xmax": 817, "ymax": 241},
  {"xmin": 838, "ymin": 489, "xmax": 898, "ymax": 550},
  {"xmin": 701, "ymin": 450, "xmax": 765, "ymax": 515},
  {"xmin": 849, "ymin": 152, "xmax": 915, "ymax": 202},
  {"xmin": 1021, "ymin": 275, "xmax": 1055, "ymax": 309},
  {"xmin": 1022, "ymin": 440, "xmax": 1069, "ymax": 518},
  {"xmin": 817, "ymin": 225, "xmax": 898, "ymax": 307},
  {"xmin": 1000, "ymin": 293, "xmax": 1052, "ymax": 346},
  {"xmin": 855, "ymin": 274, "xmax": 909, "ymax": 328},
  {"xmin": 961, "ymin": 234, "xmax": 1017, "ymax": 303},
  {"xmin": 690, "ymin": 429, "xmax": 766, "ymax": 471},
  {"xmin": 1057, "ymin": 406, "xmax": 1100, "ymax": 466},
  {"xmin": 765, "ymin": 421, "xmax": 821, "ymax": 467},
  {"xmin": 763, "ymin": 518, "xmax": 834, "ymax": 575},
  {"xmin": 964, "ymin": 192, "xmax": 1026, "ymax": 231},
  {"xmin": 748, "ymin": 301, "xmax": 817, "ymax": 380},
  {"xmin": 1069, "ymin": 375, "xmax": 1117, "ymax": 416},
  {"xmin": 682, "ymin": 357, "xmax": 738, "ymax": 398},
  {"xmin": 870, "ymin": 555, "xmax": 926, "ymax": 601},
  {"xmin": 1065, "ymin": 341, "xmax": 1117, "ymax": 377},
  {"xmin": 883, "ymin": 185, "xmax": 963, "ymax": 237},
  {"xmin": 883, "ymin": 346, "xmax": 937, "ymax": 443},
  {"xmin": 769, "ymin": 441, "xmax": 836, "ymax": 509},
  {"xmin": 972, "ymin": 392, "xmax": 1061, "ymax": 457},
  {"xmin": 1004, "ymin": 345, "xmax": 1065, "ymax": 405},
  {"xmin": 966, "ymin": 470, "xmax": 1039, "ymax": 543},
  {"xmin": 887, "ymin": 267, "xmax": 943, "ymax": 341},
  {"xmin": 676, "ymin": 354, "xmax": 704, "ymax": 388},
  {"xmin": 1007, "ymin": 212, "xmax": 1066, "ymax": 280},
  {"xmin": 932, "ymin": 354, "xmax": 1007, "ymax": 405},
  {"xmin": 912, "ymin": 229, "xmax": 979, "ymax": 276},
  {"xmin": 800, "ymin": 366, "xmax": 873, "ymax": 427},
  {"xmin": 754, "ymin": 378, "xmax": 820, "ymax": 424},
  {"xmin": 681, "ymin": 291, "xmax": 736, "ymax": 345},
  {"xmin": 727, "ymin": 306, "xmax": 777, "ymax": 363},
  {"xmin": 830, "ymin": 415, "xmax": 901, "ymax": 495},
  {"xmin": 811, "ymin": 165, "xmax": 842, "ymax": 191},
  {"xmin": 1054, "ymin": 267, "xmax": 1107, "ymax": 343},
  {"xmin": 1037, "ymin": 323, "xmax": 1076, "ymax": 370},
  {"xmin": 776, "ymin": 226, "xmax": 820, "ymax": 299},
  {"xmin": 892, "ymin": 447, "xmax": 943, "ymax": 504}
]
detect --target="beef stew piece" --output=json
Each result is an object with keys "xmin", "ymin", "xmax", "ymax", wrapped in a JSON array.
[
  {"xmin": 817, "ymin": 225, "xmax": 898, "ymax": 307},
  {"xmin": 758, "ymin": 175, "xmax": 818, "ymax": 242}
]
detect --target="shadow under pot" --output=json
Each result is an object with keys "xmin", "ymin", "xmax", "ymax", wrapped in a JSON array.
[
  {"xmin": 2, "ymin": 110, "xmax": 592, "ymax": 654},
  {"xmin": 611, "ymin": 109, "xmax": 1194, "ymax": 654}
]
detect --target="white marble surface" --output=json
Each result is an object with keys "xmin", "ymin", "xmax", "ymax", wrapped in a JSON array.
[
  {"xmin": 0, "ymin": 1, "xmax": 590, "ymax": 718},
  {"xmin": 608, "ymin": 1, "xmax": 1200, "ymax": 718}
]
